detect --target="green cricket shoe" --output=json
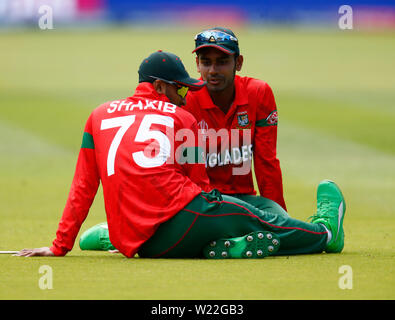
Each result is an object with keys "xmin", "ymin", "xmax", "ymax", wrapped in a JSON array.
[
  {"xmin": 310, "ymin": 180, "xmax": 346, "ymax": 253},
  {"xmin": 79, "ymin": 222, "xmax": 116, "ymax": 251},
  {"xmin": 202, "ymin": 231, "xmax": 280, "ymax": 259}
]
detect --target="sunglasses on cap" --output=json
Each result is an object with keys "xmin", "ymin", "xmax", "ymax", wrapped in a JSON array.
[{"xmin": 194, "ymin": 30, "xmax": 238, "ymax": 46}]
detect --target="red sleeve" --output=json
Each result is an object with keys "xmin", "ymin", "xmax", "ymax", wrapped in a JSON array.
[
  {"xmin": 50, "ymin": 114, "xmax": 100, "ymax": 256},
  {"xmin": 254, "ymin": 83, "xmax": 287, "ymax": 211}
]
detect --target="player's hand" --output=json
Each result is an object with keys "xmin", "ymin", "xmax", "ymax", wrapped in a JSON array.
[{"xmin": 14, "ymin": 247, "xmax": 55, "ymax": 257}]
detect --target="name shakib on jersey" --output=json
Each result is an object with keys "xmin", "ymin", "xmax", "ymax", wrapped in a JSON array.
[{"xmin": 107, "ymin": 100, "xmax": 177, "ymax": 114}]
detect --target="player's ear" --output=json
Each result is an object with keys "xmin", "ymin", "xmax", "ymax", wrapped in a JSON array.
[
  {"xmin": 196, "ymin": 56, "xmax": 201, "ymax": 73},
  {"xmin": 153, "ymin": 80, "xmax": 166, "ymax": 95},
  {"xmin": 235, "ymin": 55, "xmax": 243, "ymax": 72}
]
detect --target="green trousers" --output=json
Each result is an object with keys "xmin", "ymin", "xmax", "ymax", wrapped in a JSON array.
[
  {"xmin": 231, "ymin": 193, "xmax": 289, "ymax": 217},
  {"xmin": 138, "ymin": 190, "xmax": 327, "ymax": 258}
]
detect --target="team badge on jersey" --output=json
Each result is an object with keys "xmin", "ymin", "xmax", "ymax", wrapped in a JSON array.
[{"xmin": 236, "ymin": 111, "xmax": 251, "ymax": 129}]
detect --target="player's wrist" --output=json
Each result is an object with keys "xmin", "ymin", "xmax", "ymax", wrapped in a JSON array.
[{"xmin": 49, "ymin": 245, "xmax": 67, "ymax": 256}]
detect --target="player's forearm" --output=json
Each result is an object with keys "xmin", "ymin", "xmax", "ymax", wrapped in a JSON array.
[
  {"xmin": 257, "ymin": 175, "xmax": 286, "ymax": 210},
  {"xmin": 253, "ymin": 123, "xmax": 286, "ymax": 208},
  {"xmin": 51, "ymin": 148, "xmax": 100, "ymax": 255},
  {"xmin": 254, "ymin": 155, "xmax": 286, "ymax": 209},
  {"xmin": 253, "ymin": 143, "xmax": 286, "ymax": 209}
]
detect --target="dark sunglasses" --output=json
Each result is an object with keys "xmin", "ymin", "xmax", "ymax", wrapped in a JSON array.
[
  {"xmin": 194, "ymin": 30, "xmax": 238, "ymax": 46},
  {"xmin": 149, "ymin": 76, "xmax": 189, "ymax": 98},
  {"xmin": 176, "ymin": 85, "xmax": 189, "ymax": 98}
]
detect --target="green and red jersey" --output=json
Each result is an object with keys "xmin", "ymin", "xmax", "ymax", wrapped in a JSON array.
[
  {"xmin": 184, "ymin": 75, "xmax": 286, "ymax": 210},
  {"xmin": 50, "ymin": 83, "xmax": 210, "ymax": 258}
]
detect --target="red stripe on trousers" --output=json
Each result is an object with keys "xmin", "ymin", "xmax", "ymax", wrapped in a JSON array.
[{"xmin": 198, "ymin": 195, "xmax": 327, "ymax": 235}]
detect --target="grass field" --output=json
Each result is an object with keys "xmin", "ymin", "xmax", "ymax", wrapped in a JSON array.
[{"xmin": 0, "ymin": 26, "xmax": 394, "ymax": 300}]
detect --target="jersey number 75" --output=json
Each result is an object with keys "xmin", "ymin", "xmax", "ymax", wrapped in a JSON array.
[{"xmin": 100, "ymin": 115, "xmax": 174, "ymax": 176}]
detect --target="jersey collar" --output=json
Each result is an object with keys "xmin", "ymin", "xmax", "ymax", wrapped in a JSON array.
[{"xmin": 129, "ymin": 82, "xmax": 170, "ymax": 103}]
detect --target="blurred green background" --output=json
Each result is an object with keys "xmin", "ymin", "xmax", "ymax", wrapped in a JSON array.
[{"xmin": 0, "ymin": 27, "xmax": 394, "ymax": 299}]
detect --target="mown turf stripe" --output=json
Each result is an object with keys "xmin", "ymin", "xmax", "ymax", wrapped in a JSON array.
[
  {"xmin": 0, "ymin": 119, "xmax": 72, "ymax": 158},
  {"xmin": 277, "ymin": 90, "xmax": 395, "ymax": 155},
  {"xmin": 278, "ymin": 121, "xmax": 395, "ymax": 216}
]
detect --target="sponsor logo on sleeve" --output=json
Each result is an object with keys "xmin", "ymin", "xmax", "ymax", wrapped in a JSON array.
[{"xmin": 266, "ymin": 110, "xmax": 278, "ymax": 125}]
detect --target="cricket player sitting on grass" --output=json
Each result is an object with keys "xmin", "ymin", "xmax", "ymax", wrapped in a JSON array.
[
  {"xmin": 15, "ymin": 51, "xmax": 346, "ymax": 259},
  {"xmin": 185, "ymin": 27, "xmax": 288, "ymax": 214},
  {"xmin": 83, "ymin": 27, "xmax": 291, "ymax": 251}
]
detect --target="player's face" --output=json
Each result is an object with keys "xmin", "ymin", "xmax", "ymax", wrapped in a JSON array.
[{"xmin": 196, "ymin": 48, "xmax": 243, "ymax": 93}]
